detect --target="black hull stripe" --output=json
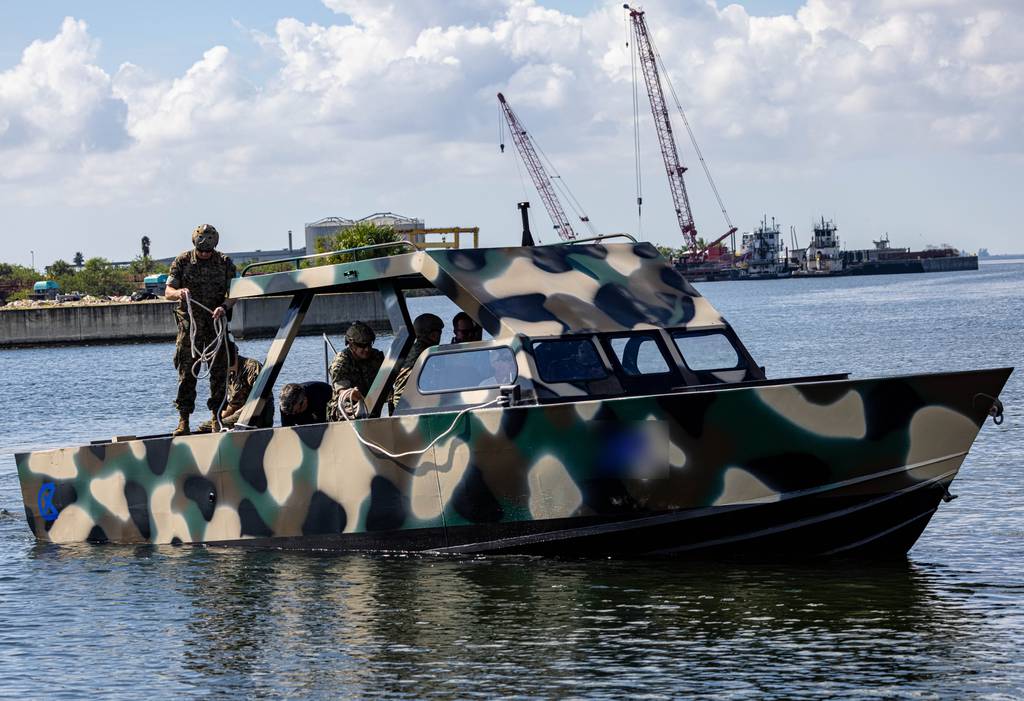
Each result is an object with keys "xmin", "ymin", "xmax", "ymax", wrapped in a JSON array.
[
  {"xmin": 428, "ymin": 454, "xmax": 964, "ymax": 555},
  {"xmin": 820, "ymin": 509, "xmax": 937, "ymax": 556}
]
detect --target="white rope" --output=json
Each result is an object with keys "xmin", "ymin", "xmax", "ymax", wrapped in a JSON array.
[
  {"xmin": 182, "ymin": 289, "xmax": 230, "ymax": 431},
  {"xmin": 335, "ymin": 388, "xmax": 504, "ymax": 460}
]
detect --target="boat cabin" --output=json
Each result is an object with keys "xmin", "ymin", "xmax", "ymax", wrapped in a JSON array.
[{"xmin": 229, "ymin": 236, "xmax": 766, "ymax": 428}]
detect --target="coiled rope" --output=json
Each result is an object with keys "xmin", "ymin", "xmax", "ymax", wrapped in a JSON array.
[
  {"xmin": 182, "ymin": 290, "xmax": 230, "ymax": 432},
  {"xmin": 334, "ymin": 388, "xmax": 503, "ymax": 460}
]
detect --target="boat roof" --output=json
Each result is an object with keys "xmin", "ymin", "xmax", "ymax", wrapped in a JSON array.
[{"xmin": 229, "ymin": 241, "xmax": 726, "ymax": 338}]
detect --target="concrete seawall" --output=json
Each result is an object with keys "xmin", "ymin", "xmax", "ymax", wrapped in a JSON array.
[{"xmin": 0, "ymin": 293, "xmax": 390, "ymax": 347}]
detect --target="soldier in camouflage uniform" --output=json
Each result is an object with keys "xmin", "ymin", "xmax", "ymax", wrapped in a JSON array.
[
  {"xmin": 388, "ymin": 313, "xmax": 444, "ymax": 411},
  {"xmin": 164, "ymin": 224, "xmax": 237, "ymax": 436},
  {"xmin": 327, "ymin": 321, "xmax": 385, "ymax": 421},
  {"xmin": 195, "ymin": 343, "xmax": 273, "ymax": 432}
]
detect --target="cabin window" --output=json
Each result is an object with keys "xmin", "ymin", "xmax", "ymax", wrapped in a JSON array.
[
  {"xmin": 532, "ymin": 338, "xmax": 608, "ymax": 383},
  {"xmin": 417, "ymin": 347, "xmax": 517, "ymax": 393},
  {"xmin": 607, "ymin": 335, "xmax": 671, "ymax": 375},
  {"xmin": 672, "ymin": 331, "xmax": 740, "ymax": 370}
]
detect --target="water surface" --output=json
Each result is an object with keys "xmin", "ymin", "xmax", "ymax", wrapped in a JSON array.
[{"xmin": 1, "ymin": 263, "xmax": 1021, "ymax": 698}]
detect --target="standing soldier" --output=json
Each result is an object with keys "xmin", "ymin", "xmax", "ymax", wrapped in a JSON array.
[
  {"xmin": 164, "ymin": 224, "xmax": 237, "ymax": 436},
  {"xmin": 328, "ymin": 321, "xmax": 384, "ymax": 421}
]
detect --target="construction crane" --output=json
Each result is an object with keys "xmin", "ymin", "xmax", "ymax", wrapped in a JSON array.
[
  {"xmin": 625, "ymin": 5, "xmax": 736, "ymax": 258},
  {"xmin": 498, "ymin": 92, "xmax": 593, "ymax": 241}
]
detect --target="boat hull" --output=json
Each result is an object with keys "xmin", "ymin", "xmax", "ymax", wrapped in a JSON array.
[{"xmin": 16, "ymin": 367, "xmax": 1011, "ymax": 558}]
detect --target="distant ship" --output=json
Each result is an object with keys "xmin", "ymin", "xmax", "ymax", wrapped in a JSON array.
[
  {"xmin": 842, "ymin": 234, "xmax": 979, "ymax": 275},
  {"xmin": 793, "ymin": 217, "xmax": 844, "ymax": 276},
  {"xmin": 738, "ymin": 216, "xmax": 789, "ymax": 279}
]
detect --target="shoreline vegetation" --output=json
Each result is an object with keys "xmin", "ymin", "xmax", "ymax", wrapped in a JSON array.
[{"xmin": 1, "ymin": 223, "xmax": 406, "ymax": 307}]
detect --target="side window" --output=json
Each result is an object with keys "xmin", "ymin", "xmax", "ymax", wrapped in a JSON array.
[
  {"xmin": 672, "ymin": 332, "xmax": 740, "ymax": 370},
  {"xmin": 532, "ymin": 338, "xmax": 607, "ymax": 383},
  {"xmin": 608, "ymin": 335, "xmax": 670, "ymax": 375},
  {"xmin": 418, "ymin": 347, "xmax": 517, "ymax": 393}
]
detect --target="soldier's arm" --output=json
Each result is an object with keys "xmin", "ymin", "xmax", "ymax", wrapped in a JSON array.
[
  {"xmin": 330, "ymin": 352, "xmax": 356, "ymax": 390},
  {"xmin": 165, "ymin": 255, "xmax": 188, "ymax": 300}
]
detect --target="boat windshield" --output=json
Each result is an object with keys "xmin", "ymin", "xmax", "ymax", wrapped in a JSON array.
[
  {"xmin": 418, "ymin": 347, "xmax": 518, "ymax": 393},
  {"xmin": 671, "ymin": 331, "xmax": 741, "ymax": 371},
  {"xmin": 532, "ymin": 338, "xmax": 608, "ymax": 384}
]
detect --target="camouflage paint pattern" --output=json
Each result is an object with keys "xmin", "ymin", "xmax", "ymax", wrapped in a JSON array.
[
  {"xmin": 15, "ymin": 242, "xmax": 1013, "ymax": 553},
  {"xmin": 229, "ymin": 243, "xmax": 724, "ymax": 340},
  {"xmin": 16, "ymin": 368, "xmax": 1011, "ymax": 551}
]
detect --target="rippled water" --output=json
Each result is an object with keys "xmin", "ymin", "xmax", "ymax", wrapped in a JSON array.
[{"xmin": 1, "ymin": 263, "xmax": 1021, "ymax": 698}]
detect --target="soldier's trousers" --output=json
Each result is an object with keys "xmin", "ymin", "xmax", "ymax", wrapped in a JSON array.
[{"xmin": 173, "ymin": 322, "xmax": 228, "ymax": 414}]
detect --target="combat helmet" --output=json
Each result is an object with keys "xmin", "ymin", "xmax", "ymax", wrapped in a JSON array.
[
  {"xmin": 345, "ymin": 321, "xmax": 376, "ymax": 346},
  {"xmin": 192, "ymin": 224, "xmax": 220, "ymax": 252}
]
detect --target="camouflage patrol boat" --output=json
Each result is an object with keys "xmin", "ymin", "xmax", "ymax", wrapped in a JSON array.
[{"xmin": 16, "ymin": 237, "xmax": 1011, "ymax": 557}]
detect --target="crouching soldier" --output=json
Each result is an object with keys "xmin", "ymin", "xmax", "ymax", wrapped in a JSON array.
[
  {"xmin": 328, "ymin": 321, "xmax": 384, "ymax": 421},
  {"xmin": 280, "ymin": 381, "xmax": 333, "ymax": 426},
  {"xmin": 196, "ymin": 342, "xmax": 273, "ymax": 432}
]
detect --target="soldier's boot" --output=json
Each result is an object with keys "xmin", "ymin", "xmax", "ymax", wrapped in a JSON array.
[
  {"xmin": 194, "ymin": 411, "xmax": 220, "ymax": 434},
  {"xmin": 173, "ymin": 412, "xmax": 190, "ymax": 436}
]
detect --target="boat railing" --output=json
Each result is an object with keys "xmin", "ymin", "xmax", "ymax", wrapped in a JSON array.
[
  {"xmin": 240, "ymin": 240, "xmax": 421, "ymax": 277},
  {"xmin": 549, "ymin": 233, "xmax": 639, "ymax": 246},
  {"xmin": 323, "ymin": 333, "xmax": 339, "ymax": 382}
]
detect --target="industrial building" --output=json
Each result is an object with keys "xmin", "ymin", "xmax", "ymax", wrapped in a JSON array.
[{"xmin": 304, "ymin": 212, "xmax": 425, "ymax": 254}]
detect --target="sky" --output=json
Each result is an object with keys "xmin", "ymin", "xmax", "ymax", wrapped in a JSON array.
[{"xmin": 0, "ymin": 0, "xmax": 1021, "ymax": 268}]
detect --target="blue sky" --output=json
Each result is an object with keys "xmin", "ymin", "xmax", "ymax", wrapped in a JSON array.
[{"xmin": 1, "ymin": 0, "xmax": 1020, "ymax": 266}]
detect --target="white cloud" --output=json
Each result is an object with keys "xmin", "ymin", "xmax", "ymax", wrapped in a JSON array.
[
  {"xmin": 0, "ymin": 0, "xmax": 1022, "ymax": 255},
  {"xmin": 0, "ymin": 17, "xmax": 129, "ymax": 157}
]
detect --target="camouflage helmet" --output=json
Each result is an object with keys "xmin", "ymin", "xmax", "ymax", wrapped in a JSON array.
[
  {"xmin": 345, "ymin": 321, "xmax": 375, "ymax": 345},
  {"xmin": 192, "ymin": 224, "xmax": 219, "ymax": 252},
  {"xmin": 279, "ymin": 383, "xmax": 306, "ymax": 415},
  {"xmin": 412, "ymin": 313, "xmax": 444, "ymax": 340}
]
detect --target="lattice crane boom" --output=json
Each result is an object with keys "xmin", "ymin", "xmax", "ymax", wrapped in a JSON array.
[
  {"xmin": 626, "ymin": 6, "xmax": 698, "ymax": 252},
  {"xmin": 497, "ymin": 92, "xmax": 577, "ymax": 241}
]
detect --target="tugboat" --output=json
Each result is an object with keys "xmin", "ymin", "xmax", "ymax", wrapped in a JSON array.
[
  {"xmin": 739, "ymin": 216, "xmax": 788, "ymax": 279},
  {"xmin": 16, "ymin": 236, "xmax": 1011, "ymax": 557},
  {"xmin": 795, "ymin": 217, "xmax": 844, "ymax": 276}
]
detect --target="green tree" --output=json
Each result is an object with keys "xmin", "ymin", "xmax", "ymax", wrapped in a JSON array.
[
  {"xmin": 126, "ymin": 255, "xmax": 167, "ymax": 276},
  {"xmin": 75, "ymin": 258, "xmax": 133, "ymax": 296},
  {"xmin": 46, "ymin": 259, "xmax": 76, "ymax": 278},
  {"xmin": 314, "ymin": 222, "xmax": 407, "ymax": 265},
  {"xmin": 0, "ymin": 262, "xmax": 39, "ymax": 287},
  {"xmin": 73, "ymin": 251, "xmax": 85, "ymax": 267}
]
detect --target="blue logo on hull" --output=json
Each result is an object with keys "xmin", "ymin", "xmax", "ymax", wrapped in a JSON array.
[{"xmin": 38, "ymin": 482, "xmax": 58, "ymax": 521}]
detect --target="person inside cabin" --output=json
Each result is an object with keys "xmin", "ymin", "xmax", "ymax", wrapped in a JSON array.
[
  {"xmin": 388, "ymin": 313, "xmax": 444, "ymax": 410},
  {"xmin": 280, "ymin": 381, "xmax": 333, "ymax": 426},
  {"xmin": 479, "ymin": 349, "xmax": 517, "ymax": 387},
  {"xmin": 196, "ymin": 342, "xmax": 273, "ymax": 432},
  {"xmin": 164, "ymin": 224, "xmax": 237, "ymax": 436},
  {"xmin": 451, "ymin": 312, "xmax": 482, "ymax": 344},
  {"xmin": 326, "ymin": 321, "xmax": 385, "ymax": 421},
  {"xmin": 448, "ymin": 311, "xmax": 490, "ymax": 385}
]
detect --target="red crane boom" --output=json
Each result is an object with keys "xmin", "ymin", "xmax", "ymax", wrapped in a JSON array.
[
  {"xmin": 497, "ymin": 92, "xmax": 578, "ymax": 241},
  {"xmin": 626, "ymin": 6, "xmax": 698, "ymax": 252}
]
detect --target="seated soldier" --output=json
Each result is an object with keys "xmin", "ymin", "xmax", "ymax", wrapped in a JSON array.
[
  {"xmin": 196, "ymin": 342, "xmax": 273, "ymax": 432},
  {"xmin": 478, "ymin": 349, "xmax": 518, "ymax": 387},
  {"xmin": 388, "ymin": 313, "xmax": 444, "ymax": 410},
  {"xmin": 328, "ymin": 321, "xmax": 385, "ymax": 421},
  {"xmin": 451, "ymin": 311, "xmax": 482, "ymax": 343},
  {"xmin": 280, "ymin": 381, "xmax": 333, "ymax": 426}
]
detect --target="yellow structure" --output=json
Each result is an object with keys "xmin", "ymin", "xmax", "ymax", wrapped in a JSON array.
[{"xmin": 406, "ymin": 227, "xmax": 480, "ymax": 250}]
